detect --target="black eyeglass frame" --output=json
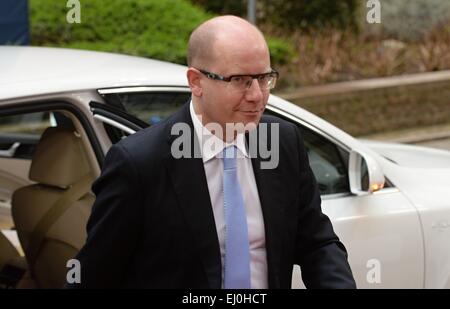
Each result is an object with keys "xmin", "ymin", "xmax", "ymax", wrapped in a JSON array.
[{"xmin": 196, "ymin": 68, "xmax": 279, "ymax": 84}]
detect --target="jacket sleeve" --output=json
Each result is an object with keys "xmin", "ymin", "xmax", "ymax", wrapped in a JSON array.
[
  {"xmin": 293, "ymin": 125, "xmax": 356, "ymax": 289},
  {"xmin": 65, "ymin": 143, "xmax": 144, "ymax": 288}
]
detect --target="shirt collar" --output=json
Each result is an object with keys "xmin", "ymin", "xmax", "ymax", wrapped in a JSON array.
[{"xmin": 190, "ymin": 101, "xmax": 249, "ymax": 163}]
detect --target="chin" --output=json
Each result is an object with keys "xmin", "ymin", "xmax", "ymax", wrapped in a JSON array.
[
  {"xmin": 241, "ymin": 118, "xmax": 260, "ymax": 132},
  {"xmin": 244, "ymin": 112, "xmax": 262, "ymax": 124}
]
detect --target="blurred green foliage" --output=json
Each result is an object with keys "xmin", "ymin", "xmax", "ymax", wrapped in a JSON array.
[
  {"xmin": 262, "ymin": 0, "xmax": 359, "ymax": 31},
  {"xmin": 30, "ymin": 0, "xmax": 294, "ymax": 66},
  {"xmin": 266, "ymin": 37, "xmax": 295, "ymax": 66},
  {"xmin": 30, "ymin": 0, "xmax": 212, "ymax": 64}
]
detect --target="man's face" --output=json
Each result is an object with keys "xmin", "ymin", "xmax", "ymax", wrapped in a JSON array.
[{"xmin": 195, "ymin": 40, "xmax": 271, "ymax": 138}]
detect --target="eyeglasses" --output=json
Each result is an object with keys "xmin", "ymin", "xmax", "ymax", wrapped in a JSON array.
[{"xmin": 196, "ymin": 68, "xmax": 279, "ymax": 92}]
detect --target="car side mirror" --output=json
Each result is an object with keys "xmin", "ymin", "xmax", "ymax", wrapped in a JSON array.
[{"xmin": 349, "ymin": 150, "xmax": 385, "ymax": 195}]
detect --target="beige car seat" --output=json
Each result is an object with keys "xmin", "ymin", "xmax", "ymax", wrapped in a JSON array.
[{"xmin": 11, "ymin": 127, "xmax": 94, "ymax": 288}]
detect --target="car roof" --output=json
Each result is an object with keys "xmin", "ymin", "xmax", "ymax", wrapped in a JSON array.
[{"xmin": 0, "ymin": 46, "xmax": 188, "ymax": 101}]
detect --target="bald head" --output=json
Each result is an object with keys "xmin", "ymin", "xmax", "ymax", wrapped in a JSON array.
[{"xmin": 187, "ymin": 15, "xmax": 269, "ymax": 69}]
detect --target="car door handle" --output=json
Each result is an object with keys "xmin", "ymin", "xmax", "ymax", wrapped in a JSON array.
[{"xmin": 0, "ymin": 142, "xmax": 20, "ymax": 157}]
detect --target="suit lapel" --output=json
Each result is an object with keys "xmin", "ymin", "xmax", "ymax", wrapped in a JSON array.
[
  {"xmin": 248, "ymin": 122, "xmax": 285, "ymax": 289},
  {"xmin": 164, "ymin": 103, "xmax": 222, "ymax": 288}
]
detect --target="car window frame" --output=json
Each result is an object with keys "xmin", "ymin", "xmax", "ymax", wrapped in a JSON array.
[{"xmin": 98, "ymin": 86, "xmax": 191, "ymax": 126}]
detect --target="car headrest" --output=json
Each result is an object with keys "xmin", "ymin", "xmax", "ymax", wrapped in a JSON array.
[{"xmin": 29, "ymin": 127, "xmax": 91, "ymax": 188}]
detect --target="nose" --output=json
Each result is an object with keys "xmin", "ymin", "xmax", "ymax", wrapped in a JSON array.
[{"xmin": 245, "ymin": 78, "xmax": 263, "ymax": 102}]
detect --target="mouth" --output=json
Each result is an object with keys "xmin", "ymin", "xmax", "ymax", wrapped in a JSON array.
[{"xmin": 240, "ymin": 109, "xmax": 262, "ymax": 115}]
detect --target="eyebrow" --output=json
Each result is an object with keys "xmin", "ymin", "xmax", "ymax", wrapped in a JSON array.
[{"xmin": 228, "ymin": 70, "xmax": 273, "ymax": 76}]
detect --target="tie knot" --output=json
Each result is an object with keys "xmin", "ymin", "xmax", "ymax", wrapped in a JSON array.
[{"xmin": 223, "ymin": 146, "xmax": 237, "ymax": 170}]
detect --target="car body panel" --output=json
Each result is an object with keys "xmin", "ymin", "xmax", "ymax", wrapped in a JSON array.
[
  {"xmin": 0, "ymin": 46, "xmax": 188, "ymax": 101},
  {"xmin": 361, "ymin": 139, "xmax": 450, "ymax": 168},
  {"xmin": 378, "ymin": 162, "xmax": 450, "ymax": 288}
]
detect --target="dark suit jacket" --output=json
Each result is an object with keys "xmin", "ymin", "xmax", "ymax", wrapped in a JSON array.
[{"xmin": 70, "ymin": 102, "xmax": 356, "ymax": 288}]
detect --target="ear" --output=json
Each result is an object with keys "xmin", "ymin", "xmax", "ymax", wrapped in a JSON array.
[{"xmin": 187, "ymin": 68, "xmax": 203, "ymax": 97}]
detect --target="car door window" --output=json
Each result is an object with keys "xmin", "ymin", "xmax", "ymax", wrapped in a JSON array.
[
  {"xmin": 264, "ymin": 109, "xmax": 350, "ymax": 196},
  {"xmin": 0, "ymin": 112, "xmax": 51, "ymax": 160},
  {"xmin": 297, "ymin": 126, "xmax": 350, "ymax": 195},
  {"xmin": 0, "ymin": 111, "xmax": 74, "ymax": 160}
]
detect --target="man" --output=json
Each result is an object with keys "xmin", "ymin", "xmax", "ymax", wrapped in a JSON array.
[{"xmin": 69, "ymin": 15, "xmax": 356, "ymax": 288}]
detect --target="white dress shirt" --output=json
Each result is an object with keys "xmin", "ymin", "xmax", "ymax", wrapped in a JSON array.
[{"xmin": 190, "ymin": 101, "xmax": 268, "ymax": 289}]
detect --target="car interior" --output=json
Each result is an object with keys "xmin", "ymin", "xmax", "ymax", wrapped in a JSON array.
[{"xmin": 0, "ymin": 109, "xmax": 97, "ymax": 288}]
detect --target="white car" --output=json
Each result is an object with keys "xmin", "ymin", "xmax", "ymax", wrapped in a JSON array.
[{"xmin": 1, "ymin": 46, "xmax": 450, "ymax": 288}]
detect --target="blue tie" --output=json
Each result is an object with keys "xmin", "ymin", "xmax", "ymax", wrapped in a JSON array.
[{"xmin": 223, "ymin": 146, "xmax": 251, "ymax": 289}]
